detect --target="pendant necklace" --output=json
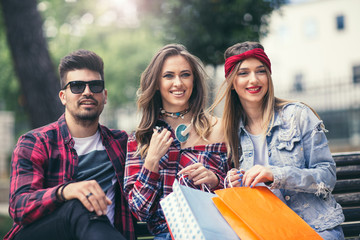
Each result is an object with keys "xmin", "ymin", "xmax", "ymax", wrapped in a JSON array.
[
  {"xmin": 175, "ymin": 121, "xmax": 192, "ymax": 143},
  {"xmin": 159, "ymin": 107, "xmax": 192, "ymax": 142}
]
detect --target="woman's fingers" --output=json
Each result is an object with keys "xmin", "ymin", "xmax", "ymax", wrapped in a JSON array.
[
  {"xmin": 145, "ymin": 127, "xmax": 173, "ymax": 172},
  {"xmin": 179, "ymin": 163, "xmax": 219, "ymax": 188},
  {"xmin": 242, "ymin": 165, "xmax": 274, "ymax": 187},
  {"xmin": 228, "ymin": 169, "xmax": 243, "ymax": 187}
]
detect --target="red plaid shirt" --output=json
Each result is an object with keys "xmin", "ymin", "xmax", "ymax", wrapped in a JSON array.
[
  {"xmin": 5, "ymin": 114, "xmax": 135, "ymax": 240},
  {"xmin": 124, "ymin": 119, "xmax": 230, "ymax": 235}
]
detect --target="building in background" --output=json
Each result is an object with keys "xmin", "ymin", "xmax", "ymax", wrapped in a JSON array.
[{"xmin": 261, "ymin": 0, "xmax": 360, "ymax": 151}]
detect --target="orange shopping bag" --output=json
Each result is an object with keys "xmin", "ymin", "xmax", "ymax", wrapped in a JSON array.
[{"xmin": 213, "ymin": 186, "xmax": 322, "ymax": 240}]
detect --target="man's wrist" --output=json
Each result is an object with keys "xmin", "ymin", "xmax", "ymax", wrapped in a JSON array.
[
  {"xmin": 56, "ymin": 186, "xmax": 65, "ymax": 202},
  {"xmin": 57, "ymin": 182, "xmax": 72, "ymax": 202}
]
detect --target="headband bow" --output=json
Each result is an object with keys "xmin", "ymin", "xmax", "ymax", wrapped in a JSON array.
[{"xmin": 224, "ymin": 48, "xmax": 271, "ymax": 78}]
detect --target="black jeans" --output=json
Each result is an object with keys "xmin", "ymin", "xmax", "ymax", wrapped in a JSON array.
[{"xmin": 13, "ymin": 199, "xmax": 126, "ymax": 240}]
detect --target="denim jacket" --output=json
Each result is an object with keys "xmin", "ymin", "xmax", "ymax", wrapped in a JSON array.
[{"xmin": 238, "ymin": 102, "xmax": 344, "ymax": 232}]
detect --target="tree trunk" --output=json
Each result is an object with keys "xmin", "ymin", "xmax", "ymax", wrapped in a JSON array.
[{"xmin": 0, "ymin": 0, "xmax": 64, "ymax": 128}]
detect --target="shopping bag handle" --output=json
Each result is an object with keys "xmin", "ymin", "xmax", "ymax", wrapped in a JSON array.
[
  {"xmin": 178, "ymin": 174, "xmax": 211, "ymax": 192},
  {"xmin": 224, "ymin": 168, "xmax": 245, "ymax": 189},
  {"xmin": 224, "ymin": 172, "xmax": 232, "ymax": 189}
]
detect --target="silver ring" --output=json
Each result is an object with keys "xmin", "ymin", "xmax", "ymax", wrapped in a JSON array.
[
  {"xmin": 85, "ymin": 192, "xmax": 93, "ymax": 199},
  {"xmin": 155, "ymin": 126, "xmax": 161, "ymax": 133}
]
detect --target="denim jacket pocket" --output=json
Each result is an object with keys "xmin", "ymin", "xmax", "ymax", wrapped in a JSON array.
[
  {"xmin": 275, "ymin": 126, "xmax": 304, "ymax": 167},
  {"xmin": 276, "ymin": 125, "xmax": 301, "ymax": 151}
]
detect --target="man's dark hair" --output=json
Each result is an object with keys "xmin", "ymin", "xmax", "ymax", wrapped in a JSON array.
[{"xmin": 58, "ymin": 49, "xmax": 104, "ymax": 88}]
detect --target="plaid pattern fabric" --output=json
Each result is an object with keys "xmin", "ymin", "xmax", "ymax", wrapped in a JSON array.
[
  {"xmin": 5, "ymin": 114, "xmax": 135, "ymax": 240},
  {"xmin": 124, "ymin": 119, "xmax": 230, "ymax": 235}
]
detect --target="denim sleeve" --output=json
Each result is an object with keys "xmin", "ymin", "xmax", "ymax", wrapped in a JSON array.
[{"xmin": 270, "ymin": 105, "xmax": 337, "ymax": 197}]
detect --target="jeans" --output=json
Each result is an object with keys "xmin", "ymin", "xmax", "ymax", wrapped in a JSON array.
[
  {"xmin": 318, "ymin": 225, "xmax": 345, "ymax": 240},
  {"xmin": 13, "ymin": 199, "xmax": 126, "ymax": 240},
  {"xmin": 154, "ymin": 232, "xmax": 172, "ymax": 240}
]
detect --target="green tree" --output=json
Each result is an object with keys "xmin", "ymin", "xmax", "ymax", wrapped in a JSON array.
[
  {"xmin": 0, "ymin": 0, "xmax": 162, "ymax": 131},
  {"xmin": 137, "ymin": 0, "xmax": 286, "ymax": 66},
  {"xmin": 39, "ymin": 0, "xmax": 162, "ymax": 110},
  {"xmin": 0, "ymin": 0, "xmax": 64, "ymax": 129}
]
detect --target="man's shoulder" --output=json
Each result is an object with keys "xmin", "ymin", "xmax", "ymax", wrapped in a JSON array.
[
  {"xmin": 16, "ymin": 120, "xmax": 63, "ymax": 149},
  {"xmin": 99, "ymin": 125, "xmax": 128, "ymax": 141},
  {"xmin": 23, "ymin": 121, "xmax": 60, "ymax": 139}
]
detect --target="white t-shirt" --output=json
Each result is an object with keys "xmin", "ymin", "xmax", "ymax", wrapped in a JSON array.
[
  {"xmin": 248, "ymin": 133, "xmax": 286, "ymax": 203},
  {"xmin": 73, "ymin": 131, "xmax": 116, "ymax": 225}
]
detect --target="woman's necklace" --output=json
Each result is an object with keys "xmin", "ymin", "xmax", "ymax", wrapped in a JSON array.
[
  {"xmin": 175, "ymin": 122, "xmax": 192, "ymax": 143},
  {"xmin": 160, "ymin": 107, "xmax": 190, "ymax": 119},
  {"xmin": 160, "ymin": 107, "xmax": 192, "ymax": 142}
]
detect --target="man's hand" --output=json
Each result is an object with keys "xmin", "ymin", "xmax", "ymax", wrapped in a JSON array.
[{"xmin": 58, "ymin": 180, "xmax": 111, "ymax": 216}]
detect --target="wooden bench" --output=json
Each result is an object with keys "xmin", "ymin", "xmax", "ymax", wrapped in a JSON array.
[
  {"xmin": 135, "ymin": 151, "xmax": 360, "ymax": 239},
  {"xmin": 134, "ymin": 221, "xmax": 153, "ymax": 240},
  {"xmin": 333, "ymin": 151, "xmax": 360, "ymax": 239}
]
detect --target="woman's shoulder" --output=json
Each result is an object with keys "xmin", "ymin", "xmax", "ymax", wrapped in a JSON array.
[
  {"xmin": 282, "ymin": 101, "xmax": 319, "ymax": 115},
  {"xmin": 279, "ymin": 101, "xmax": 323, "ymax": 130},
  {"xmin": 279, "ymin": 101, "xmax": 315, "ymax": 116},
  {"xmin": 207, "ymin": 116, "xmax": 225, "ymax": 143},
  {"xmin": 281, "ymin": 101, "xmax": 305, "ymax": 110}
]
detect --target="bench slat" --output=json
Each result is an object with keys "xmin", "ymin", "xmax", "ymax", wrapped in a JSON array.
[
  {"xmin": 333, "ymin": 178, "xmax": 360, "ymax": 193},
  {"xmin": 334, "ymin": 192, "xmax": 360, "ymax": 207},
  {"xmin": 341, "ymin": 222, "xmax": 360, "ymax": 238},
  {"xmin": 336, "ymin": 165, "xmax": 360, "ymax": 180},
  {"xmin": 342, "ymin": 207, "xmax": 360, "ymax": 222},
  {"xmin": 134, "ymin": 221, "xmax": 152, "ymax": 238},
  {"xmin": 333, "ymin": 152, "xmax": 360, "ymax": 166}
]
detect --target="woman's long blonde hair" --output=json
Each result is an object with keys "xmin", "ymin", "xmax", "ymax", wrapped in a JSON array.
[
  {"xmin": 136, "ymin": 44, "xmax": 213, "ymax": 157},
  {"xmin": 211, "ymin": 42, "xmax": 290, "ymax": 168}
]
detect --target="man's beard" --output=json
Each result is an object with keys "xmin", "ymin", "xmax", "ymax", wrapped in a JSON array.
[
  {"xmin": 73, "ymin": 109, "xmax": 102, "ymax": 127},
  {"xmin": 72, "ymin": 96, "xmax": 104, "ymax": 126}
]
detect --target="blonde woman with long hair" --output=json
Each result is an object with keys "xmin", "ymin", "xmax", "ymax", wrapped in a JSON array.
[
  {"xmin": 213, "ymin": 41, "xmax": 344, "ymax": 239},
  {"xmin": 124, "ymin": 44, "xmax": 229, "ymax": 239}
]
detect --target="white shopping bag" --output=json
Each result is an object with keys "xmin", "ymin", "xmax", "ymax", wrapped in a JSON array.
[{"xmin": 160, "ymin": 180, "xmax": 239, "ymax": 240}]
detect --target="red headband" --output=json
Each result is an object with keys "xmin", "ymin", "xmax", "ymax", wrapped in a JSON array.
[{"xmin": 224, "ymin": 48, "xmax": 271, "ymax": 78}]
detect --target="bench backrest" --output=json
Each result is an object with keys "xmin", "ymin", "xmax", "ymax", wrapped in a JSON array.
[{"xmin": 333, "ymin": 151, "xmax": 360, "ymax": 239}]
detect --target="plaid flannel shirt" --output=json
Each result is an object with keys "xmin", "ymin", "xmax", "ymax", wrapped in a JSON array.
[
  {"xmin": 124, "ymin": 119, "xmax": 230, "ymax": 235},
  {"xmin": 5, "ymin": 114, "xmax": 135, "ymax": 240}
]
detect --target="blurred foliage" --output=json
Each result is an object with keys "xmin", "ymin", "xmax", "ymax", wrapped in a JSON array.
[
  {"xmin": 0, "ymin": 0, "xmax": 162, "ymax": 135},
  {"xmin": 0, "ymin": 214, "xmax": 12, "ymax": 239},
  {"xmin": 40, "ymin": 0, "xmax": 162, "ymax": 109},
  {"xmin": 0, "ymin": 0, "xmax": 285, "ymax": 134},
  {"xmin": 136, "ymin": 0, "xmax": 286, "ymax": 66}
]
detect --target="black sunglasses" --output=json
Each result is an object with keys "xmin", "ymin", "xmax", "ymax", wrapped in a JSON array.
[{"xmin": 63, "ymin": 80, "xmax": 104, "ymax": 94}]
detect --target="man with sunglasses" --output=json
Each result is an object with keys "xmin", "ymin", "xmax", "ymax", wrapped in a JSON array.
[{"xmin": 5, "ymin": 50, "xmax": 135, "ymax": 240}]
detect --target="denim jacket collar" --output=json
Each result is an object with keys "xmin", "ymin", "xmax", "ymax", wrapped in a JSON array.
[{"xmin": 238, "ymin": 109, "xmax": 282, "ymax": 136}]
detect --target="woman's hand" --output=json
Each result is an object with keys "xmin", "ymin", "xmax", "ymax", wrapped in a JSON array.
[
  {"xmin": 178, "ymin": 163, "xmax": 219, "ymax": 189},
  {"xmin": 227, "ymin": 168, "xmax": 245, "ymax": 187},
  {"xmin": 144, "ymin": 127, "xmax": 173, "ymax": 172},
  {"xmin": 242, "ymin": 165, "xmax": 274, "ymax": 187}
]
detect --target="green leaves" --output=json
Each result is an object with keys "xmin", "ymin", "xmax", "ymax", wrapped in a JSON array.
[{"xmin": 137, "ymin": 0, "xmax": 286, "ymax": 66}]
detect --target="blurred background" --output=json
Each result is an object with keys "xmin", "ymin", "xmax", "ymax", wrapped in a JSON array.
[{"xmin": 0, "ymin": 0, "xmax": 359, "ymax": 237}]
